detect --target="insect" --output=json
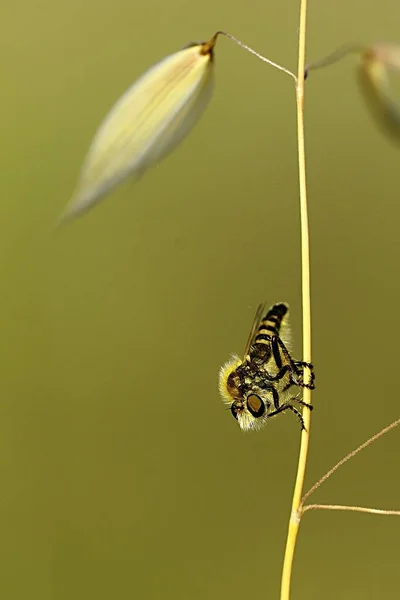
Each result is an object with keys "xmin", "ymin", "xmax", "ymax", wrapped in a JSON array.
[{"xmin": 218, "ymin": 302, "xmax": 314, "ymax": 431}]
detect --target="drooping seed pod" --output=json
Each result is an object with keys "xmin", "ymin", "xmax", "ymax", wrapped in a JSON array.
[
  {"xmin": 60, "ymin": 36, "xmax": 217, "ymax": 223},
  {"xmin": 358, "ymin": 43, "xmax": 400, "ymax": 144}
]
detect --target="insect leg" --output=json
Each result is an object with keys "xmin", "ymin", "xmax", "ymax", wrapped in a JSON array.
[
  {"xmin": 280, "ymin": 375, "xmax": 314, "ymax": 393},
  {"xmin": 255, "ymin": 380, "xmax": 281, "ymax": 409},
  {"xmin": 287, "ymin": 405, "xmax": 307, "ymax": 430},
  {"xmin": 272, "ymin": 335, "xmax": 300, "ymax": 375},
  {"xmin": 265, "ymin": 402, "xmax": 306, "ymax": 429},
  {"xmin": 296, "ymin": 375, "xmax": 315, "ymax": 390},
  {"xmin": 292, "ymin": 397, "xmax": 313, "ymax": 410},
  {"xmin": 288, "ymin": 372, "xmax": 315, "ymax": 390},
  {"xmin": 274, "ymin": 337, "xmax": 315, "ymax": 389},
  {"xmin": 293, "ymin": 361, "xmax": 315, "ymax": 389},
  {"xmin": 259, "ymin": 366, "xmax": 313, "ymax": 390},
  {"xmin": 271, "ymin": 335, "xmax": 284, "ymax": 369},
  {"xmin": 264, "ymin": 404, "xmax": 291, "ymax": 419},
  {"xmin": 259, "ymin": 364, "xmax": 291, "ymax": 383},
  {"xmin": 281, "ymin": 381, "xmax": 295, "ymax": 392},
  {"xmin": 271, "ymin": 335, "xmax": 303, "ymax": 389},
  {"xmin": 294, "ymin": 360, "xmax": 314, "ymax": 369},
  {"xmin": 270, "ymin": 384, "xmax": 281, "ymax": 410}
]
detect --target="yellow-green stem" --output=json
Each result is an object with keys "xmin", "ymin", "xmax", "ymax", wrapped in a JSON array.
[{"xmin": 280, "ymin": 0, "xmax": 311, "ymax": 598}]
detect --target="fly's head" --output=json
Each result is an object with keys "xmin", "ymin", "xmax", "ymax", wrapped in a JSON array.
[
  {"xmin": 229, "ymin": 390, "xmax": 273, "ymax": 431},
  {"xmin": 219, "ymin": 357, "xmax": 274, "ymax": 431}
]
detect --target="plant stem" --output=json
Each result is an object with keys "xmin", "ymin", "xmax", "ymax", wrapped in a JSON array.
[
  {"xmin": 216, "ymin": 31, "xmax": 296, "ymax": 80},
  {"xmin": 305, "ymin": 43, "xmax": 365, "ymax": 76},
  {"xmin": 303, "ymin": 504, "xmax": 400, "ymax": 516},
  {"xmin": 280, "ymin": 1, "xmax": 311, "ymax": 598},
  {"xmin": 301, "ymin": 417, "xmax": 400, "ymax": 506}
]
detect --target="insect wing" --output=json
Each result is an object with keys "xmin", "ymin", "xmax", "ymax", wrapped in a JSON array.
[{"xmin": 242, "ymin": 302, "xmax": 266, "ymax": 360}]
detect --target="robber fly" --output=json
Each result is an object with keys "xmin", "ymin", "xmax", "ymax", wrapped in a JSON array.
[{"xmin": 218, "ymin": 302, "xmax": 314, "ymax": 431}]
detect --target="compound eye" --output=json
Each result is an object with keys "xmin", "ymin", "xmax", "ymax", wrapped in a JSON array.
[
  {"xmin": 246, "ymin": 394, "xmax": 265, "ymax": 418},
  {"xmin": 230, "ymin": 403, "xmax": 240, "ymax": 420}
]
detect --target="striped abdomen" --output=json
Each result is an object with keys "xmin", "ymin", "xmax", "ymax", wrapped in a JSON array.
[{"xmin": 252, "ymin": 303, "xmax": 288, "ymax": 350}]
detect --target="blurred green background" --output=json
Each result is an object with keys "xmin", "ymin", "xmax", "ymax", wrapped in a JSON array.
[{"xmin": 1, "ymin": 1, "xmax": 400, "ymax": 598}]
